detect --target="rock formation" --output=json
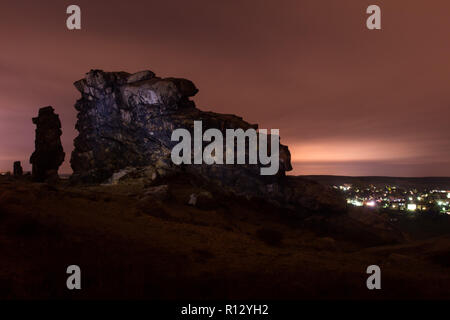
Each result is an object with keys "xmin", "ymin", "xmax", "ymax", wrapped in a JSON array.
[
  {"xmin": 71, "ymin": 70, "xmax": 292, "ymax": 181},
  {"xmin": 71, "ymin": 70, "xmax": 344, "ymax": 212},
  {"xmin": 30, "ymin": 106, "xmax": 65, "ymax": 182},
  {"xmin": 13, "ymin": 161, "xmax": 23, "ymax": 177}
]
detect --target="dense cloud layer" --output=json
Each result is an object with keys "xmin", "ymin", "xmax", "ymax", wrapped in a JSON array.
[{"xmin": 0, "ymin": 0, "xmax": 449, "ymax": 176}]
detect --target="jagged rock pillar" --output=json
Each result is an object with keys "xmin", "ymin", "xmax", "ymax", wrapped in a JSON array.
[{"xmin": 30, "ymin": 106, "xmax": 65, "ymax": 182}]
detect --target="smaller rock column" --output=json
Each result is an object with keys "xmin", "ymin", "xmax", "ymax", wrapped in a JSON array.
[{"xmin": 13, "ymin": 161, "xmax": 23, "ymax": 177}]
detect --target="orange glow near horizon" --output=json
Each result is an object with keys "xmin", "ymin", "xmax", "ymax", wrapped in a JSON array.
[{"xmin": 289, "ymin": 140, "xmax": 417, "ymax": 163}]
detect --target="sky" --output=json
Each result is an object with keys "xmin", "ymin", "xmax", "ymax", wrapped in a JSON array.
[{"xmin": 0, "ymin": 0, "xmax": 449, "ymax": 176}]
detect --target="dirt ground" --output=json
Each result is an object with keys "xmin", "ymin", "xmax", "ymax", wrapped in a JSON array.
[{"xmin": 0, "ymin": 176, "xmax": 449, "ymax": 299}]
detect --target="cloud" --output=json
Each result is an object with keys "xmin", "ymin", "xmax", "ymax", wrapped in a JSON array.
[{"xmin": 0, "ymin": 0, "xmax": 449, "ymax": 176}]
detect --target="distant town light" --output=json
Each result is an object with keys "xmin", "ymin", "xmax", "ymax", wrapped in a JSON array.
[
  {"xmin": 366, "ymin": 201, "xmax": 376, "ymax": 207},
  {"xmin": 341, "ymin": 184, "xmax": 449, "ymax": 214},
  {"xmin": 347, "ymin": 199, "xmax": 363, "ymax": 207}
]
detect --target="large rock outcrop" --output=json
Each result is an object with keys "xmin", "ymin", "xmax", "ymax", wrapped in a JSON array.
[
  {"xmin": 71, "ymin": 70, "xmax": 344, "ymax": 212},
  {"xmin": 71, "ymin": 70, "xmax": 292, "ymax": 181},
  {"xmin": 30, "ymin": 106, "xmax": 65, "ymax": 182}
]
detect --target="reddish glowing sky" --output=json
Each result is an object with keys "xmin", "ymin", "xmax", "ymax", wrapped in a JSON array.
[{"xmin": 0, "ymin": 0, "xmax": 449, "ymax": 176}]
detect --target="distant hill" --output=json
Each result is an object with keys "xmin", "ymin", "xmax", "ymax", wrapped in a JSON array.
[{"xmin": 301, "ymin": 175, "xmax": 450, "ymax": 190}]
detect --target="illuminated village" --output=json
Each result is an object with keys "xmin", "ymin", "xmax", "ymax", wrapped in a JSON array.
[{"xmin": 337, "ymin": 184, "xmax": 450, "ymax": 214}]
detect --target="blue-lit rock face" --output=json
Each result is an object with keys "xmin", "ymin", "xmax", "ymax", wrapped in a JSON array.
[{"xmin": 70, "ymin": 69, "xmax": 343, "ymax": 213}]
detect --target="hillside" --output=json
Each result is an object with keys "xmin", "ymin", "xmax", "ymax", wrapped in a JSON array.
[{"xmin": 1, "ymin": 174, "xmax": 449, "ymax": 299}]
